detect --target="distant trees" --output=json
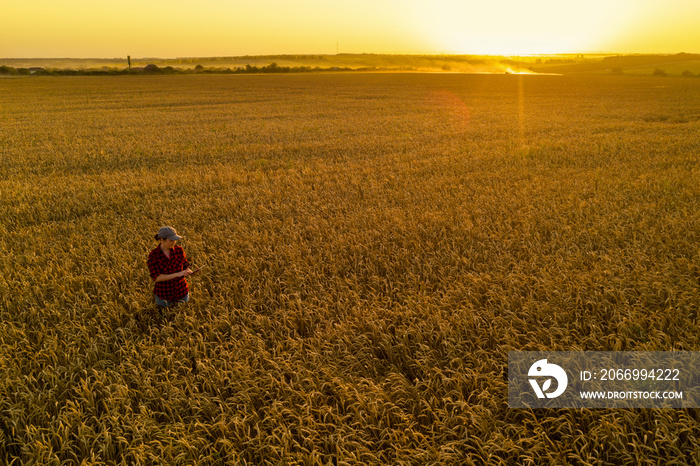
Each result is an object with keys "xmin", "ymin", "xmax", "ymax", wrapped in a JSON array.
[
  {"xmin": 143, "ymin": 64, "xmax": 162, "ymax": 73},
  {"xmin": 0, "ymin": 65, "xmax": 17, "ymax": 75},
  {"xmin": 2, "ymin": 53, "xmax": 699, "ymax": 78}
]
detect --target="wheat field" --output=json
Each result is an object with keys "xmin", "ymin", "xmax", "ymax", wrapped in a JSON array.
[{"xmin": 1, "ymin": 73, "xmax": 700, "ymax": 464}]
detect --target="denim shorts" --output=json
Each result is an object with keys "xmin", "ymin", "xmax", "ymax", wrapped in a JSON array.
[{"xmin": 155, "ymin": 293, "xmax": 190, "ymax": 308}]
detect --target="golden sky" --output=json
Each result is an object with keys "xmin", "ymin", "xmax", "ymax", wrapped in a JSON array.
[{"xmin": 3, "ymin": 0, "xmax": 699, "ymax": 57}]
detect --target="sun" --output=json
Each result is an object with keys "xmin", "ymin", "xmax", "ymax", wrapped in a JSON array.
[{"xmin": 410, "ymin": 0, "xmax": 638, "ymax": 56}]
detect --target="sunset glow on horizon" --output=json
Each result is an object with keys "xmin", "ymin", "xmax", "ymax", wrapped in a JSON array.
[{"xmin": 3, "ymin": 0, "xmax": 700, "ymax": 58}]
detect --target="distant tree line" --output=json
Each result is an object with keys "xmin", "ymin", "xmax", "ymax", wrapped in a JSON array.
[
  {"xmin": 0, "ymin": 62, "xmax": 363, "ymax": 76},
  {"xmin": 3, "ymin": 60, "xmax": 695, "ymax": 77}
]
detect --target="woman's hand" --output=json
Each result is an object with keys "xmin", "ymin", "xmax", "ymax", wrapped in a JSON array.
[{"xmin": 154, "ymin": 269, "xmax": 196, "ymax": 282}]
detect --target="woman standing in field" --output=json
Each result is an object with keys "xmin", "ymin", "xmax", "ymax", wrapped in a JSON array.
[{"xmin": 147, "ymin": 226, "xmax": 200, "ymax": 307}]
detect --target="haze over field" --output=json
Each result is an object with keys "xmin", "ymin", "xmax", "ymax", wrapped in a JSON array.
[{"xmin": 3, "ymin": 0, "xmax": 700, "ymax": 58}]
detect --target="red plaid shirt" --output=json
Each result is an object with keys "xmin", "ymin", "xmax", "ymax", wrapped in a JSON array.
[{"xmin": 147, "ymin": 244, "xmax": 190, "ymax": 301}]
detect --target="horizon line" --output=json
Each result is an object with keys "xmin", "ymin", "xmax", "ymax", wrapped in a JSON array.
[{"xmin": 2, "ymin": 51, "xmax": 700, "ymax": 61}]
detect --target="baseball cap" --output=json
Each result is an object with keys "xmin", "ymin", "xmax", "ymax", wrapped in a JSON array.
[{"xmin": 157, "ymin": 226, "xmax": 182, "ymax": 241}]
